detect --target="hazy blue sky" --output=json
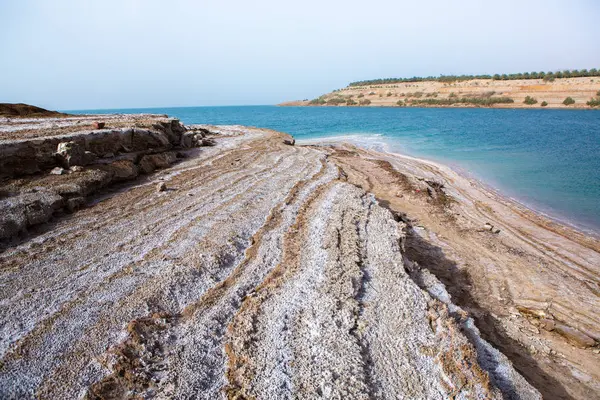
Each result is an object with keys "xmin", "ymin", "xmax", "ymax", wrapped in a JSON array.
[{"xmin": 1, "ymin": 0, "xmax": 599, "ymax": 110}]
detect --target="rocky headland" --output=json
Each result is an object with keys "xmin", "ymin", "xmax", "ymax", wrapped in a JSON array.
[{"xmin": 0, "ymin": 114, "xmax": 598, "ymax": 399}]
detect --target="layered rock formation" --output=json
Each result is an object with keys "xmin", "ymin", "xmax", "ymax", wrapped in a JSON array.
[
  {"xmin": 0, "ymin": 116, "xmax": 216, "ymax": 240},
  {"xmin": 0, "ymin": 121, "xmax": 545, "ymax": 399}
]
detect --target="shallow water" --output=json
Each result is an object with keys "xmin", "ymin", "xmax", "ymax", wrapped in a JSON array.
[{"xmin": 69, "ymin": 106, "xmax": 600, "ymax": 233}]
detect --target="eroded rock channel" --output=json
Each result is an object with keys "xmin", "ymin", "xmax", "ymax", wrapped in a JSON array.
[{"xmin": 0, "ymin": 116, "xmax": 596, "ymax": 399}]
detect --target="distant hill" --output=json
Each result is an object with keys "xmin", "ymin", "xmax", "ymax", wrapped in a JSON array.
[
  {"xmin": 0, "ymin": 103, "xmax": 67, "ymax": 117},
  {"xmin": 282, "ymin": 75, "xmax": 600, "ymax": 109}
]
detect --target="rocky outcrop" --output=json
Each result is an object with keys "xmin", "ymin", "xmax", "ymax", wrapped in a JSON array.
[
  {"xmin": 0, "ymin": 118, "xmax": 217, "ymax": 179},
  {"xmin": 0, "ymin": 189, "xmax": 64, "ymax": 239},
  {"xmin": 0, "ymin": 117, "xmax": 221, "ymax": 241}
]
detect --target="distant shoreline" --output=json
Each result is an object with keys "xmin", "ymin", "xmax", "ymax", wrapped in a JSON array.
[{"xmin": 282, "ymin": 76, "xmax": 600, "ymax": 109}]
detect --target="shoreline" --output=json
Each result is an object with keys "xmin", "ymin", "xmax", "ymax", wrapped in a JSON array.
[
  {"xmin": 316, "ymin": 138, "xmax": 600, "ymax": 398},
  {"xmin": 280, "ymin": 103, "xmax": 600, "ymax": 110},
  {"xmin": 1, "ymin": 119, "xmax": 598, "ymax": 398},
  {"xmin": 299, "ymin": 136, "xmax": 600, "ymax": 239}
]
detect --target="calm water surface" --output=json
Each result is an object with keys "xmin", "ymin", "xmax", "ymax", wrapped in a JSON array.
[{"xmin": 69, "ymin": 106, "xmax": 600, "ymax": 234}]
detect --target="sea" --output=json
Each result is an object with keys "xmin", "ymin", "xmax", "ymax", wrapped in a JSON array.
[{"xmin": 68, "ymin": 106, "xmax": 600, "ymax": 235}]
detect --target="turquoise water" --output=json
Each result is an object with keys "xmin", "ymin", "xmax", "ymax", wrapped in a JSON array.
[{"xmin": 69, "ymin": 106, "xmax": 600, "ymax": 233}]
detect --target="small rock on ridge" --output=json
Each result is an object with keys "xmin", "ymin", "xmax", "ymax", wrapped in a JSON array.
[
  {"xmin": 50, "ymin": 167, "xmax": 66, "ymax": 175},
  {"xmin": 157, "ymin": 182, "xmax": 167, "ymax": 192},
  {"xmin": 284, "ymin": 138, "xmax": 295, "ymax": 146}
]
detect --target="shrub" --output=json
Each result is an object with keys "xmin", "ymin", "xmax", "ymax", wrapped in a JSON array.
[
  {"xmin": 587, "ymin": 98, "xmax": 600, "ymax": 107},
  {"xmin": 410, "ymin": 97, "xmax": 514, "ymax": 106},
  {"xmin": 541, "ymin": 101, "xmax": 548, "ymax": 107},
  {"xmin": 523, "ymin": 96, "xmax": 538, "ymax": 105},
  {"xmin": 396, "ymin": 100, "xmax": 405, "ymax": 107},
  {"xmin": 387, "ymin": 92, "xmax": 393, "ymax": 97},
  {"xmin": 359, "ymin": 99, "xmax": 371, "ymax": 106},
  {"xmin": 327, "ymin": 97, "xmax": 346, "ymax": 105},
  {"xmin": 449, "ymin": 92, "xmax": 457, "ymax": 98},
  {"xmin": 563, "ymin": 97, "xmax": 575, "ymax": 105},
  {"xmin": 597, "ymin": 90, "xmax": 600, "ymax": 96},
  {"xmin": 346, "ymin": 99, "xmax": 357, "ymax": 106},
  {"xmin": 309, "ymin": 98, "xmax": 326, "ymax": 105},
  {"xmin": 357, "ymin": 93, "xmax": 364, "ymax": 98}
]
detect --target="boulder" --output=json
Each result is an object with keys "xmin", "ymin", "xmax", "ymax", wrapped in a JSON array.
[
  {"xmin": 50, "ymin": 167, "xmax": 66, "ymax": 175},
  {"xmin": 0, "ymin": 190, "xmax": 64, "ymax": 240},
  {"xmin": 139, "ymin": 152, "xmax": 177, "ymax": 174},
  {"xmin": 105, "ymin": 160, "xmax": 139, "ymax": 182},
  {"xmin": 201, "ymin": 138, "xmax": 217, "ymax": 147},
  {"xmin": 156, "ymin": 182, "xmax": 167, "ymax": 192},
  {"xmin": 539, "ymin": 319, "xmax": 556, "ymax": 331},
  {"xmin": 66, "ymin": 197, "xmax": 86, "ymax": 212},
  {"xmin": 54, "ymin": 169, "xmax": 113, "ymax": 197},
  {"xmin": 284, "ymin": 138, "xmax": 295, "ymax": 146},
  {"xmin": 84, "ymin": 130, "xmax": 123, "ymax": 156},
  {"xmin": 554, "ymin": 324, "xmax": 596, "ymax": 348},
  {"xmin": 180, "ymin": 132, "xmax": 195, "ymax": 148},
  {"xmin": 83, "ymin": 151, "xmax": 98, "ymax": 165},
  {"xmin": 56, "ymin": 141, "xmax": 86, "ymax": 167}
]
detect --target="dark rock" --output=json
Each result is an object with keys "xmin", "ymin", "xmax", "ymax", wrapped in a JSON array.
[
  {"xmin": 201, "ymin": 138, "xmax": 217, "ymax": 147},
  {"xmin": 56, "ymin": 141, "xmax": 86, "ymax": 167},
  {"xmin": 83, "ymin": 151, "xmax": 98, "ymax": 165},
  {"xmin": 0, "ymin": 190, "xmax": 64, "ymax": 240},
  {"xmin": 93, "ymin": 122, "xmax": 105, "ymax": 129},
  {"xmin": 66, "ymin": 197, "xmax": 86, "ymax": 212},
  {"xmin": 284, "ymin": 139, "xmax": 295, "ymax": 146},
  {"xmin": 180, "ymin": 132, "xmax": 195, "ymax": 148},
  {"xmin": 157, "ymin": 182, "xmax": 167, "ymax": 192}
]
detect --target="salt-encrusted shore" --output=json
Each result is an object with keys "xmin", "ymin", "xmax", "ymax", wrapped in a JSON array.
[{"xmin": 0, "ymin": 116, "xmax": 597, "ymax": 399}]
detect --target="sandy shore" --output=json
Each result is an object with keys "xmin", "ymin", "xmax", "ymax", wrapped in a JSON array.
[{"xmin": 0, "ymin": 121, "xmax": 597, "ymax": 399}]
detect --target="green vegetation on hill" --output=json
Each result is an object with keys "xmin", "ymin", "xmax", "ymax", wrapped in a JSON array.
[
  {"xmin": 523, "ymin": 96, "xmax": 538, "ymax": 105},
  {"xmin": 563, "ymin": 97, "xmax": 576, "ymax": 105},
  {"xmin": 407, "ymin": 97, "xmax": 515, "ymax": 107},
  {"xmin": 348, "ymin": 68, "xmax": 600, "ymax": 87}
]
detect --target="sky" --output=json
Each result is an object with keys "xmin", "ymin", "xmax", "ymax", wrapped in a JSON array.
[{"xmin": 1, "ymin": 0, "xmax": 599, "ymax": 110}]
